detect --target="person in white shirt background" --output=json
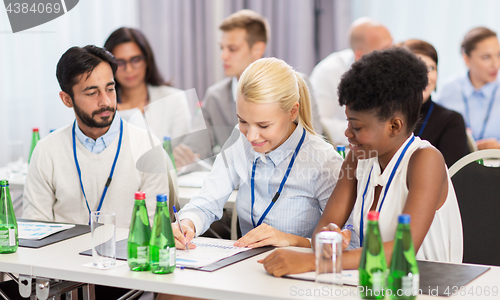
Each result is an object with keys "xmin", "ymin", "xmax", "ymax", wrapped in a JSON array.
[
  {"xmin": 310, "ymin": 17, "xmax": 393, "ymax": 146},
  {"xmin": 172, "ymin": 57, "xmax": 344, "ymax": 250}
]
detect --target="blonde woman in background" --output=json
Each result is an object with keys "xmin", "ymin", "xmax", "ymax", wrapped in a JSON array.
[{"xmin": 173, "ymin": 58, "xmax": 345, "ymax": 249}]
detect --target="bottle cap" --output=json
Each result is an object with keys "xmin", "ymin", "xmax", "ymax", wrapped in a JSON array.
[
  {"xmin": 156, "ymin": 194, "xmax": 168, "ymax": 202},
  {"xmin": 367, "ymin": 211, "xmax": 379, "ymax": 221},
  {"xmin": 336, "ymin": 145, "xmax": 346, "ymax": 151},
  {"xmin": 135, "ymin": 191, "xmax": 146, "ymax": 200},
  {"xmin": 33, "ymin": 128, "xmax": 39, "ymax": 132},
  {"xmin": 398, "ymin": 214, "xmax": 411, "ymax": 224},
  {"xmin": 0, "ymin": 179, "xmax": 9, "ymax": 186},
  {"xmin": 163, "ymin": 136, "xmax": 171, "ymax": 142}
]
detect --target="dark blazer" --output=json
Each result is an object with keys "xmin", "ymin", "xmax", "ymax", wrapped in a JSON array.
[{"xmin": 414, "ymin": 98, "xmax": 469, "ymax": 167}]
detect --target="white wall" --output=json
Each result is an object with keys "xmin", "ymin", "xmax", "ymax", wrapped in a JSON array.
[
  {"xmin": 352, "ymin": 0, "xmax": 500, "ymax": 90},
  {"xmin": 0, "ymin": 0, "xmax": 140, "ymax": 166}
]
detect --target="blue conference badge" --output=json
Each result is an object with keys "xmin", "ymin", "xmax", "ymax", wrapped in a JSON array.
[{"xmin": 3, "ymin": 0, "xmax": 79, "ymax": 33}]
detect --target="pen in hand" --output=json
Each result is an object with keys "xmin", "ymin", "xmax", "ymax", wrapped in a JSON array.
[{"xmin": 172, "ymin": 205, "xmax": 189, "ymax": 252}]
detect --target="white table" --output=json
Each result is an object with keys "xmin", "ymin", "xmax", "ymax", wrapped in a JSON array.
[
  {"xmin": 0, "ymin": 166, "xmax": 26, "ymax": 190},
  {"xmin": 0, "ymin": 229, "xmax": 496, "ymax": 300}
]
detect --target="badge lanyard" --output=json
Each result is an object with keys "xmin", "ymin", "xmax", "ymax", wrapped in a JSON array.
[
  {"xmin": 417, "ymin": 101, "xmax": 434, "ymax": 137},
  {"xmin": 72, "ymin": 119, "xmax": 123, "ymax": 224},
  {"xmin": 461, "ymin": 84, "xmax": 499, "ymax": 140},
  {"xmin": 250, "ymin": 128, "xmax": 306, "ymax": 228},
  {"xmin": 359, "ymin": 135, "xmax": 415, "ymax": 246}
]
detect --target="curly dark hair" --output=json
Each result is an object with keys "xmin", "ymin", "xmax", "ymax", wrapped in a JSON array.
[{"xmin": 338, "ymin": 47, "xmax": 428, "ymax": 133}]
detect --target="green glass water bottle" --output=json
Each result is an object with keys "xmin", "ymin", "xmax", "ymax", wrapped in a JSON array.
[
  {"xmin": 336, "ymin": 145, "xmax": 346, "ymax": 159},
  {"xmin": 387, "ymin": 214, "xmax": 419, "ymax": 300},
  {"xmin": 359, "ymin": 211, "xmax": 387, "ymax": 299},
  {"xmin": 163, "ymin": 136, "xmax": 176, "ymax": 170},
  {"xmin": 28, "ymin": 128, "xmax": 41, "ymax": 163},
  {"xmin": 149, "ymin": 194, "xmax": 176, "ymax": 274},
  {"xmin": 127, "ymin": 191, "xmax": 152, "ymax": 271},
  {"xmin": 0, "ymin": 180, "xmax": 18, "ymax": 254}
]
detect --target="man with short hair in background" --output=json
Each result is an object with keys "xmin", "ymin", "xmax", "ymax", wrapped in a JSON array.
[{"xmin": 310, "ymin": 17, "xmax": 393, "ymax": 145}]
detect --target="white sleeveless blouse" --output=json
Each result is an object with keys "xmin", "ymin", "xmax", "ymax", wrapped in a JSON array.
[{"xmin": 351, "ymin": 135, "xmax": 463, "ymax": 263}]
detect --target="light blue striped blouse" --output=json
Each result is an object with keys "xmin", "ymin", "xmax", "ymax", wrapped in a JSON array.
[
  {"xmin": 178, "ymin": 123, "xmax": 343, "ymax": 238},
  {"xmin": 437, "ymin": 72, "xmax": 500, "ymax": 141}
]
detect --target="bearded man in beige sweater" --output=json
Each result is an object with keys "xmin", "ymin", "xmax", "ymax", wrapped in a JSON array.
[{"xmin": 23, "ymin": 45, "xmax": 169, "ymax": 228}]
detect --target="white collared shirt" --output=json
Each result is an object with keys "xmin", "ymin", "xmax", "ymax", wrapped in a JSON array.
[
  {"xmin": 179, "ymin": 123, "xmax": 343, "ymax": 237},
  {"xmin": 310, "ymin": 48, "xmax": 355, "ymax": 145}
]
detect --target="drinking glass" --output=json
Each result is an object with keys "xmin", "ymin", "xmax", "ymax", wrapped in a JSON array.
[
  {"xmin": 316, "ymin": 231, "xmax": 343, "ymax": 286},
  {"xmin": 91, "ymin": 211, "xmax": 116, "ymax": 268}
]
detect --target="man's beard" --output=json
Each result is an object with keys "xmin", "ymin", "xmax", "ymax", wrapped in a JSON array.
[{"xmin": 73, "ymin": 102, "xmax": 116, "ymax": 129}]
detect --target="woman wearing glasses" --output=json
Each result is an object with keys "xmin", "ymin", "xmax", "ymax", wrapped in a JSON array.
[{"xmin": 104, "ymin": 27, "xmax": 191, "ymax": 141}]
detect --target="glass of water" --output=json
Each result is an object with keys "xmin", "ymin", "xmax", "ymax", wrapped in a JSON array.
[
  {"xmin": 91, "ymin": 211, "xmax": 116, "ymax": 268},
  {"xmin": 315, "ymin": 231, "xmax": 343, "ymax": 286}
]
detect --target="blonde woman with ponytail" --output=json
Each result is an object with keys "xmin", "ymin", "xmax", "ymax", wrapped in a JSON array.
[{"xmin": 173, "ymin": 58, "xmax": 343, "ymax": 250}]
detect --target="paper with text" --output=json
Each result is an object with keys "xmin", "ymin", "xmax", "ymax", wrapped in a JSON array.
[
  {"xmin": 19, "ymin": 222, "xmax": 75, "ymax": 240},
  {"xmin": 286, "ymin": 270, "xmax": 359, "ymax": 286},
  {"xmin": 176, "ymin": 237, "xmax": 250, "ymax": 268}
]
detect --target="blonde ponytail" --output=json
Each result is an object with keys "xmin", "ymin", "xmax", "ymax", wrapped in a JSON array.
[
  {"xmin": 237, "ymin": 57, "xmax": 315, "ymax": 135},
  {"xmin": 294, "ymin": 73, "xmax": 314, "ymax": 135}
]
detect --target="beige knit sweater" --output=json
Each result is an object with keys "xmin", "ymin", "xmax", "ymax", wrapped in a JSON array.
[{"xmin": 23, "ymin": 120, "xmax": 170, "ymax": 228}]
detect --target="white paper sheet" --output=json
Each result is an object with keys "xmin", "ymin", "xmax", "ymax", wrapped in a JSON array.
[
  {"xmin": 286, "ymin": 270, "xmax": 359, "ymax": 286},
  {"xmin": 18, "ymin": 222, "xmax": 75, "ymax": 240},
  {"xmin": 176, "ymin": 237, "xmax": 250, "ymax": 268}
]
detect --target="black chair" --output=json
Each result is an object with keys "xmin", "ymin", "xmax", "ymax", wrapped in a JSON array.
[{"xmin": 449, "ymin": 150, "xmax": 500, "ymax": 266}]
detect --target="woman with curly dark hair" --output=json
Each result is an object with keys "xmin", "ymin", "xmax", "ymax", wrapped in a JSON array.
[{"xmin": 261, "ymin": 48, "xmax": 463, "ymax": 277}]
